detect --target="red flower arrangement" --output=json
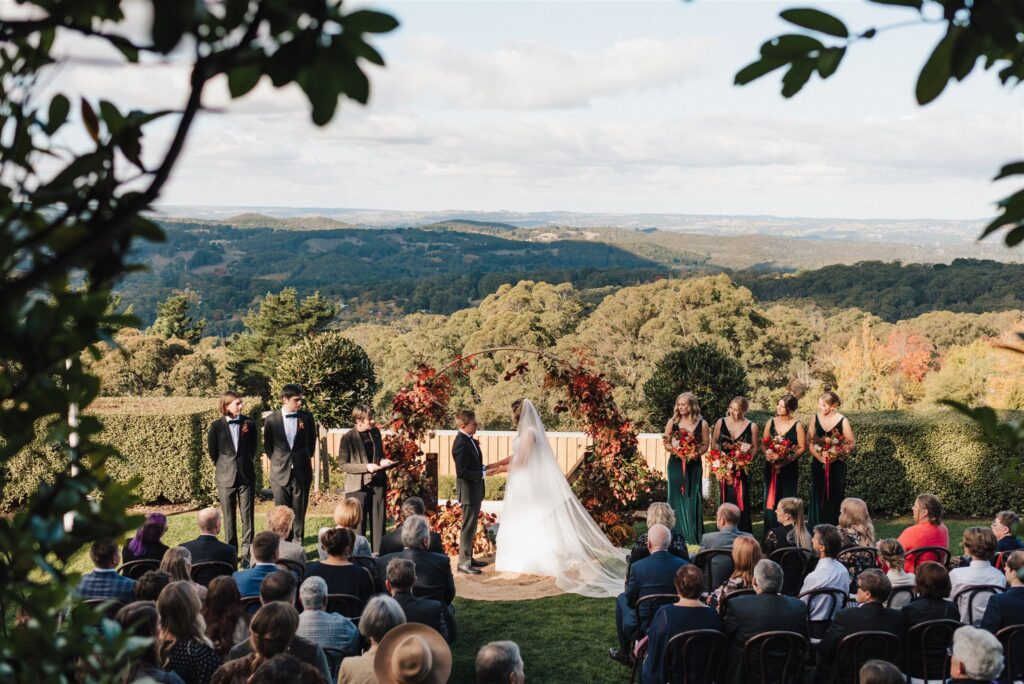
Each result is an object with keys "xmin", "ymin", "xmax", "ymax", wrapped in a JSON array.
[
  {"xmin": 819, "ymin": 434, "xmax": 852, "ymax": 500},
  {"xmin": 297, "ymin": 419, "xmax": 305, "ymax": 431},
  {"xmin": 666, "ymin": 427, "xmax": 700, "ymax": 496},
  {"xmin": 708, "ymin": 441, "xmax": 754, "ymax": 511},
  {"xmin": 761, "ymin": 434, "xmax": 795, "ymax": 509}
]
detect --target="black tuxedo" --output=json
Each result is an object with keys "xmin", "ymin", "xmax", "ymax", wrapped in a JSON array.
[
  {"xmin": 392, "ymin": 591, "xmax": 453, "ymax": 643},
  {"xmin": 817, "ymin": 602, "xmax": 904, "ymax": 683},
  {"xmin": 181, "ymin": 534, "xmax": 238, "ymax": 585},
  {"xmin": 379, "ymin": 525, "xmax": 444, "ymax": 557},
  {"xmin": 263, "ymin": 408, "xmax": 317, "ymax": 542},
  {"xmin": 452, "ymin": 430, "xmax": 484, "ymax": 566},
  {"xmin": 338, "ymin": 426, "xmax": 386, "ymax": 553},
  {"xmin": 723, "ymin": 593, "xmax": 809, "ymax": 683},
  {"xmin": 207, "ymin": 414, "xmax": 258, "ymax": 558},
  {"xmin": 376, "ymin": 548, "xmax": 456, "ymax": 605}
]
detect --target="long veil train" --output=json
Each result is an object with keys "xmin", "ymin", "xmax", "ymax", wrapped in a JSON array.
[{"xmin": 494, "ymin": 399, "xmax": 628, "ymax": 598}]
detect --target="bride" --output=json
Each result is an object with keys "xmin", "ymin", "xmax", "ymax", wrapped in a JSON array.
[{"xmin": 487, "ymin": 398, "xmax": 627, "ymax": 598}]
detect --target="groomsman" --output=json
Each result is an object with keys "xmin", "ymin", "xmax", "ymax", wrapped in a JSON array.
[
  {"xmin": 263, "ymin": 383, "xmax": 317, "ymax": 542},
  {"xmin": 338, "ymin": 404, "xmax": 393, "ymax": 553},
  {"xmin": 453, "ymin": 409, "xmax": 488, "ymax": 574},
  {"xmin": 207, "ymin": 391, "xmax": 257, "ymax": 562}
]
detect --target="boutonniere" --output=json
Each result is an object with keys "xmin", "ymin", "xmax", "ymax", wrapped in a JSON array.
[
  {"xmin": 297, "ymin": 419, "xmax": 306, "ymax": 431},
  {"xmin": 241, "ymin": 422, "xmax": 250, "ymax": 435}
]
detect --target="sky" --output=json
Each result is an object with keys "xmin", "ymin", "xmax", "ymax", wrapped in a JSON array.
[{"xmin": 15, "ymin": 0, "xmax": 1024, "ymax": 219}]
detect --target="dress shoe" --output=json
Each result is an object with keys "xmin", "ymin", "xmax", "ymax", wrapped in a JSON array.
[
  {"xmin": 470, "ymin": 558, "xmax": 488, "ymax": 568},
  {"xmin": 457, "ymin": 564, "xmax": 482, "ymax": 575},
  {"xmin": 608, "ymin": 647, "xmax": 629, "ymax": 665}
]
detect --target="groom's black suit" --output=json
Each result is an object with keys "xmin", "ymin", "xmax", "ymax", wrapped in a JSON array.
[
  {"xmin": 452, "ymin": 430, "xmax": 484, "ymax": 569},
  {"xmin": 206, "ymin": 414, "xmax": 258, "ymax": 560},
  {"xmin": 263, "ymin": 408, "xmax": 317, "ymax": 542}
]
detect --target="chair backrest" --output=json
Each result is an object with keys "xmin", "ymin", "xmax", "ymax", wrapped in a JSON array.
[
  {"xmin": 951, "ymin": 583, "xmax": 1006, "ymax": 625},
  {"xmin": 798, "ymin": 588, "xmax": 848, "ymax": 641},
  {"xmin": 350, "ymin": 556, "xmax": 379, "ymax": 593},
  {"xmin": 322, "ymin": 646, "xmax": 347, "ymax": 679},
  {"xmin": 742, "ymin": 630, "xmax": 807, "ymax": 684},
  {"xmin": 719, "ymin": 588, "xmax": 756, "ymax": 617},
  {"xmin": 904, "ymin": 618, "xmax": 960, "ymax": 680},
  {"xmin": 326, "ymin": 593, "xmax": 365, "ymax": 620},
  {"xmin": 118, "ymin": 559, "xmax": 160, "ymax": 580},
  {"xmin": 275, "ymin": 558, "xmax": 305, "ymax": 580},
  {"xmin": 635, "ymin": 594, "xmax": 679, "ymax": 634},
  {"xmin": 694, "ymin": 549, "xmax": 735, "ymax": 593},
  {"xmin": 79, "ymin": 598, "xmax": 126, "ymax": 621},
  {"xmin": 885, "ymin": 586, "xmax": 916, "ymax": 609},
  {"xmin": 767, "ymin": 548, "xmax": 815, "ymax": 597},
  {"xmin": 997, "ymin": 624, "xmax": 1024, "ymax": 681},
  {"xmin": 240, "ymin": 595, "xmax": 262, "ymax": 616},
  {"xmin": 663, "ymin": 629, "xmax": 727, "ymax": 684},
  {"xmin": 906, "ymin": 546, "xmax": 951, "ymax": 571},
  {"xmin": 189, "ymin": 561, "xmax": 235, "ymax": 587},
  {"xmin": 835, "ymin": 546, "xmax": 880, "ymax": 589},
  {"xmin": 835, "ymin": 631, "xmax": 902, "ymax": 684}
]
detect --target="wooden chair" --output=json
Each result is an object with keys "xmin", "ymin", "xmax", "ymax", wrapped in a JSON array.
[
  {"xmin": 718, "ymin": 588, "xmax": 755, "ymax": 618},
  {"xmin": 904, "ymin": 618, "xmax": 960, "ymax": 682},
  {"xmin": 798, "ymin": 588, "xmax": 848, "ymax": 643},
  {"xmin": 997, "ymin": 624, "xmax": 1024, "ymax": 684},
  {"xmin": 835, "ymin": 546, "xmax": 880, "ymax": 592},
  {"xmin": 951, "ymin": 583, "xmax": 1005, "ymax": 625},
  {"xmin": 694, "ymin": 549, "xmax": 734, "ymax": 594},
  {"xmin": 768, "ymin": 547, "xmax": 815, "ymax": 597},
  {"xmin": 835, "ymin": 631, "xmax": 902, "ymax": 684},
  {"xmin": 117, "ymin": 559, "xmax": 160, "ymax": 580},
  {"xmin": 662, "ymin": 629, "xmax": 728, "ymax": 683},
  {"xmin": 240, "ymin": 595, "xmax": 262, "ymax": 615},
  {"xmin": 741, "ymin": 630, "xmax": 807, "ymax": 684},
  {"xmin": 275, "ymin": 557, "xmax": 305, "ymax": 579},
  {"xmin": 628, "ymin": 593, "xmax": 680, "ymax": 684},
  {"xmin": 189, "ymin": 561, "xmax": 235, "ymax": 587},
  {"xmin": 326, "ymin": 593, "xmax": 365, "ymax": 621},
  {"xmin": 79, "ymin": 598, "xmax": 126, "ymax": 621},
  {"xmin": 906, "ymin": 546, "xmax": 951, "ymax": 572}
]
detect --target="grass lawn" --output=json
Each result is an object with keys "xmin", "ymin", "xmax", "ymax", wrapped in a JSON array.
[{"xmin": 58, "ymin": 510, "xmax": 983, "ymax": 684}]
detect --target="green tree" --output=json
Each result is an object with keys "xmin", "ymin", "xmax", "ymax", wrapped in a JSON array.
[
  {"xmin": 0, "ymin": 0, "xmax": 397, "ymax": 677},
  {"xmin": 229, "ymin": 288, "xmax": 340, "ymax": 400},
  {"xmin": 271, "ymin": 332, "xmax": 377, "ymax": 429},
  {"xmin": 150, "ymin": 293, "xmax": 206, "ymax": 343},
  {"xmin": 86, "ymin": 329, "xmax": 190, "ymax": 396},
  {"xmin": 168, "ymin": 352, "xmax": 219, "ymax": 397},
  {"xmin": 642, "ymin": 342, "xmax": 750, "ymax": 430}
]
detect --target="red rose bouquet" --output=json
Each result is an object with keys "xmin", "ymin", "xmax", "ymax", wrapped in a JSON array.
[
  {"xmin": 667, "ymin": 427, "xmax": 701, "ymax": 495},
  {"xmin": 710, "ymin": 441, "xmax": 754, "ymax": 511},
  {"xmin": 762, "ymin": 434, "xmax": 795, "ymax": 509},
  {"xmin": 819, "ymin": 434, "xmax": 851, "ymax": 499}
]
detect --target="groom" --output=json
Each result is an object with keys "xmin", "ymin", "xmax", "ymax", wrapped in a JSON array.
[{"xmin": 453, "ymin": 408, "xmax": 489, "ymax": 574}]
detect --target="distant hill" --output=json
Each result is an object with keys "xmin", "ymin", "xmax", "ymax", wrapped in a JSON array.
[
  {"xmin": 160, "ymin": 213, "xmax": 353, "ymax": 230},
  {"xmin": 421, "ymin": 219, "xmax": 519, "ymax": 232}
]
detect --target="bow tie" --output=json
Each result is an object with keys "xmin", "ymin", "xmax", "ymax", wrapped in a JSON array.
[
  {"xmin": 227, "ymin": 418, "xmax": 242, "ymax": 424},
  {"xmin": 285, "ymin": 413, "xmax": 299, "ymax": 418}
]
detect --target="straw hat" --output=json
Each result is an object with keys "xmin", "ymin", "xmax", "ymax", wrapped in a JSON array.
[{"xmin": 373, "ymin": 623, "xmax": 452, "ymax": 684}]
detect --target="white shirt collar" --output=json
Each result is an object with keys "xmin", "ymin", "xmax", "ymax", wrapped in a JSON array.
[
  {"xmin": 255, "ymin": 562, "xmax": 277, "ymax": 567},
  {"xmin": 93, "ymin": 567, "xmax": 118, "ymax": 573}
]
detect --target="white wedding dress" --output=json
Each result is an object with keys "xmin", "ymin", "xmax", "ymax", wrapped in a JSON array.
[{"xmin": 494, "ymin": 399, "xmax": 628, "ymax": 598}]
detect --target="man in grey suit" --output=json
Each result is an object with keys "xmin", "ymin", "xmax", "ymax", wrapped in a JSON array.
[
  {"xmin": 337, "ymin": 404, "xmax": 392, "ymax": 553},
  {"xmin": 699, "ymin": 503, "xmax": 755, "ymax": 588}
]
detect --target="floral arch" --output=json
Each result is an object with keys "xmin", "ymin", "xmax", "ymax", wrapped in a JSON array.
[{"xmin": 380, "ymin": 347, "xmax": 655, "ymax": 552}]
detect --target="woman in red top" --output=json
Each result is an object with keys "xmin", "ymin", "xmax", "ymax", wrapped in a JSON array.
[{"xmin": 897, "ymin": 493, "xmax": 949, "ymax": 572}]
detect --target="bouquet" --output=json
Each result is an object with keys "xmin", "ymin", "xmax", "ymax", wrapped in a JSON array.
[
  {"xmin": 667, "ymin": 428, "xmax": 700, "ymax": 462},
  {"xmin": 819, "ymin": 434, "xmax": 852, "ymax": 500},
  {"xmin": 709, "ymin": 441, "xmax": 753, "ymax": 511},
  {"xmin": 762, "ymin": 435, "xmax": 795, "ymax": 509}
]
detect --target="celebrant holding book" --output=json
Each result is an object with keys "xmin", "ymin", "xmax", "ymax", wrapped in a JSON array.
[{"xmin": 339, "ymin": 404, "xmax": 393, "ymax": 554}]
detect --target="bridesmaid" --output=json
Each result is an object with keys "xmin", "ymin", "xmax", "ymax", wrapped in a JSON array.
[
  {"xmin": 712, "ymin": 396, "xmax": 759, "ymax": 534},
  {"xmin": 808, "ymin": 391, "xmax": 856, "ymax": 527},
  {"xmin": 762, "ymin": 394, "xmax": 806, "ymax": 535},
  {"xmin": 663, "ymin": 393, "xmax": 710, "ymax": 545}
]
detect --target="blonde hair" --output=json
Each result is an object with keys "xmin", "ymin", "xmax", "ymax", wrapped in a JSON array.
[
  {"xmin": 267, "ymin": 505, "xmax": 295, "ymax": 537},
  {"xmin": 839, "ymin": 497, "xmax": 875, "ymax": 545},
  {"xmin": 333, "ymin": 498, "xmax": 363, "ymax": 530},
  {"xmin": 671, "ymin": 393, "xmax": 702, "ymax": 423},
  {"xmin": 728, "ymin": 396, "xmax": 749, "ymax": 418},
  {"xmin": 819, "ymin": 391, "xmax": 841, "ymax": 408},
  {"xmin": 778, "ymin": 497, "xmax": 812, "ymax": 549},
  {"xmin": 157, "ymin": 581, "xmax": 210, "ymax": 664},
  {"xmin": 730, "ymin": 536, "xmax": 763, "ymax": 586},
  {"xmin": 876, "ymin": 539, "xmax": 906, "ymax": 571},
  {"xmin": 159, "ymin": 546, "xmax": 193, "ymax": 583},
  {"xmin": 646, "ymin": 502, "xmax": 676, "ymax": 530}
]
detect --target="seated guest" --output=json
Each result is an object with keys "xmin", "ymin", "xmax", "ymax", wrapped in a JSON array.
[
  {"xmin": 386, "ymin": 558, "xmax": 451, "ymax": 643},
  {"xmin": 949, "ymin": 625, "xmax": 1005, "ymax": 683},
  {"xmin": 227, "ymin": 571, "xmax": 332, "ymax": 683},
  {"xmin": 629, "ymin": 503, "xmax": 690, "ymax": 569},
  {"xmin": 817, "ymin": 570, "xmax": 903, "ymax": 683},
  {"xmin": 378, "ymin": 497, "xmax": 443, "ymax": 557},
  {"xmin": 157, "ymin": 582, "xmax": 222, "ymax": 684},
  {"xmin": 981, "ymin": 550, "xmax": 1024, "ymax": 682},
  {"xmin": 123, "ymin": 513, "xmax": 170, "ymax": 564},
  {"xmin": 838, "ymin": 497, "xmax": 877, "ymax": 581},
  {"xmin": 135, "ymin": 570, "xmax": 173, "ymax": 602},
  {"xmin": 250, "ymin": 507, "xmax": 305, "ymax": 571},
  {"xmin": 799, "ymin": 524, "xmax": 851, "ymax": 642},
  {"xmin": 181, "ymin": 508, "xmax": 238, "ymax": 585},
  {"xmin": 901, "ymin": 561, "xmax": 960, "ymax": 682},
  {"xmin": 233, "ymin": 532, "xmax": 280, "ymax": 598},
  {"xmin": 610, "ymin": 524, "xmax": 687, "ymax": 664},
  {"xmin": 706, "ymin": 536, "xmax": 761, "ymax": 610},
  {"xmin": 161, "ymin": 547, "xmax": 207, "ymax": 601},
  {"xmin": 993, "ymin": 510, "xmax": 1024, "ymax": 556},
  {"xmin": 202, "ymin": 576, "xmax": 249, "ymax": 657},
  {"xmin": 317, "ymin": 498, "xmax": 371, "ymax": 561},
  {"xmin": 859, "ymin": 660, "xmax": 905, "ymax": 684},
  {"xmin": 950, "ymin": 526, "xmax": 1005, "ymax": 625},
  {"xmin": 249, "ymin": 654, "xmax": 326, "ymax": 684},
  {"xmin": 372, "ymin": 622, "xmax": 452, "ymax": 683},
  {"xmin": 876, "ymin": 539, "xmax": 915, "ymax": 607},
  {"xmin": 296, "ymin": 576, "xmax": 360, "ymax": 662},
  {"xmin": 476, "ymin": 641, "xmax": 525, "ymax": 684},
  {"xmin": 338, "ymin": 595, "xmax": 407, "ymax": 684},
  {"xmin": 722, "ymin": 559, "xmax": 808, "ymax": 684},
  {"xmin": 210, "ymin": 602, "xmax": 298, "ymax": 684},
  {"xmin": 304, "ymin": 528, "xmax": 374, "ymax": 605},
  {"xmin": 762, "ymin": 496, "xmax": 812, "ymax": 556},
  {"xmin": 642, "ymin": 564, "xmax": 722, "ymax": 684},
  {"xmin": 376, "ymin": 515, "xmax": 455, "ymax": 606},
  {"xmin": 897, "ymin": 494, "xmax": 949, "ymax": 572},
  {"xmin": 116, "ymin": 601, "xmax": 185, "ymax": 684},
  {"xmin": 77, "ymin": 538, "xmax": 137, "ymax": 604},
  {"xmin": 699, "ymin": 503, "xmax": 754, "ymax": 590}
]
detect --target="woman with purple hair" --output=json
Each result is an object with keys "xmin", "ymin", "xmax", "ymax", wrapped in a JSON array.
[{"xmin": 122, "ymin": 512, "xmax": 170, "ymax": 563}]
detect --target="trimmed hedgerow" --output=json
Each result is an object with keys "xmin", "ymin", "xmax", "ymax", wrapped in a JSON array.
[{"xmin": 1, "ymin": 397, "xmax": 263, "ymax": 511}]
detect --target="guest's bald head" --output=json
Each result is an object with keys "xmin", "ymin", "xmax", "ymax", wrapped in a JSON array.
[
  {"xmin": 197, "ymin": 508, "xmax": 221, "ymax": 534},
  {"xmin": 717, "ymin": 503, "xmax": 740, "ymax": 528},
  {"xmin": 647, "ymin": 524, "xmax": 671, "ymax": 551}
]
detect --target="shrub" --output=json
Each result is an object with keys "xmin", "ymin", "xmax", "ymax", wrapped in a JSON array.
[
  {"xmin": 438, "ymin": 475, "xmax": 507, "ymax": 501},
  {"xmin": 643, "ymin": 343, "xmax": 750, "ymax": 431}
]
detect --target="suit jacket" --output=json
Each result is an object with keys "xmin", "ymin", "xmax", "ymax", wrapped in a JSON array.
[
  {"xmin": 262, "ymin": 409, "xmax": 316, "ymax": 487},
  {"xmin": 392, "ymin": 591, "xmax": 451, "ymax": 642},
  {"xmin": 379, "ymin": 525, "xmax": 444, "ymax": 557},
  {"xmin": 207, "ymin": 414, "xmax": 258, "ymax": 488},
  {"xmin": 723, "ymin": 593, "xmax": 808, "ymax": 684},
  {"xmin": 228, "ymin": 633, "xmax": 331, "ymax": 683},
  {"xmin": 626, "ymin": 550, "xmax": 688, "ymax": 631},
  {"xmin": 232, "ymin": 563, "xmax": 277, "ymax": 597},
  {"xmin": 902, "ymin": 596, "xmax": 960, "ymax": 679},
  {"xmin": 76, "ymin": 569, "xmax": 137, "ymax": 604},
  {"xmin": 452, "ymin": 431, "xmax": 484, "ymax": 505},
  {"xmin": 819, "ymin": 602, "xmax": 904, "ymax": 683},
  {"xmin": 376, "ymin": 548, "xmax": 456, "ymax": 605},
  {"xmin": 337, "ymin": 427, "xmax": 385, "ymax": 494},
  {"xmin": 181, "ymin": 534, "xmax": 237, "ymax": 585},
  {"xmin": 699, "ymin": 526, "xmax": 754, "ymax": 551}
]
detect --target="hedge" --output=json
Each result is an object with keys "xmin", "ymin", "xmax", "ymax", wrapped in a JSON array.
[
  {"xmin": 0, "ymin": 398, "xmax": 262, "ymax": 511},
  {"xmin": 438, "ymin": 475, "xmax": 507, "ymax": 502}
]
